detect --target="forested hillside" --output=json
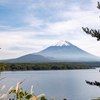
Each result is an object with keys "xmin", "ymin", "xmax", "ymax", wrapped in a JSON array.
[{"xmin": 0, "ymin": 63, "xmax": 90, "ymax": 71}]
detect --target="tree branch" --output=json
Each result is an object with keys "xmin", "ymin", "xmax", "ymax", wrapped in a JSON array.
[
  {"xmin": 85, "ymin": 80, "xmax": 100, "ymax": 87},
  {"xmin": 82, "ymin": 27, "xmax": 100, "ymax": 41}
]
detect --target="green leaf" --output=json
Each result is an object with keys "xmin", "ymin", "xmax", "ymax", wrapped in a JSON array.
[
  {"xmin": 11, "ymin": 90, "xmax": 16, "ymax": 94},
  {"xmin": 40, "ymin": 96, "xmax": 47, "ymax": 100},
  {"xmin": 63, "ymin": 98, "xmax": 67, "ymax": 100},
  {"xmin": 25, "ymin": 94, "xmax": 33, "ymax": 99},
  {"xmin": 24, "ymin": 91, "xmax": 28, "ymax": 96}
]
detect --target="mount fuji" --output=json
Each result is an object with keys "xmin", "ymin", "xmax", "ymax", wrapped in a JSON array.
[
  {"xmin": 37, "ymin": 40, "xmax": 100, "ymax": 62},
  {"xmin": 2, "ymin": 40, "xmax": 100, "ymax": 63}
]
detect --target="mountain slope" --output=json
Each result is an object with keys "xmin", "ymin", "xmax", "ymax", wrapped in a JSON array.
[
  {"xmin": 37, "ymin": 40, "xmax": 100, "ymax": 62},
  {"xmin": 2, "ymin": 40, "xmax": 100, "ymax": 63}
]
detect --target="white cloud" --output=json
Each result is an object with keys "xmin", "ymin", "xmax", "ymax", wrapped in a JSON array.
[
  {"xmin": 0, "ymin": 30, "xmax": 58, "ymax": 59},
  {"xmin": 24, "ymin": 15, "xmax": 44, "ymax": 28},
  {"xmin": 0, "ymin": 0, "xmax": 100, "ymax": 59}
]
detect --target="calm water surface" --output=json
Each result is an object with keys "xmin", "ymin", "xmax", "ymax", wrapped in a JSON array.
[{"xmin": 1, "ymin": 69, "xmax": 100, "ymax": 100}]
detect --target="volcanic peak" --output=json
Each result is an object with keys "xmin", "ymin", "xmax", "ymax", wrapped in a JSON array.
[{"xmin": 55, "ymin": 40, "xmax": 72, "ymax": 46}]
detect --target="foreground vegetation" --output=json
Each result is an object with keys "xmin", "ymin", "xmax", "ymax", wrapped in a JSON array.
[
  {"xmin": 0, "ymin": 78, "xmax": 67, "ymax": 100},
  {"xmin": 0, "ymin": 62, "xmax": 90, "ymax": 71}
]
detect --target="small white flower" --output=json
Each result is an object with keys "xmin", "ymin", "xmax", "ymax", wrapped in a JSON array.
[
  {"xmin": 16, "ymin": 79, "xmax": 26, "ymax": 93},
  {"xmin": 16, "ymin": 82, "xmax": 20, "ymax": 93},
  {"xmin": 7, "ymin": 86, "xmax": 13, "ymax": 93},
  {"xmin": 0, "ymin": 94, "xmax": 7, "ymax": 99},
  {"xmin": 0, "ymin": 85, "xmax": 6, "ymax": 92},
  {"xmin": 0, "ymin": 86, "xmax": 13, "ymax": 100},
  {"xmin": 30, "ymin": 85, "xmax": 33, "ymax": 94}
]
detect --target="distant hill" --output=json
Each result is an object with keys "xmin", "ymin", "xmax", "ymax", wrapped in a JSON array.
[
  {"xmin": 1, "ymin": 40, "xmax": 100, "ymax": 63},
  {"xmin": 1, "ymin": 54, "xmax": 51, "ymax": 63}
]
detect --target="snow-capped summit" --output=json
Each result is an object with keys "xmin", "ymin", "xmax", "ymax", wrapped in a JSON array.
[{"xmin": 55, "ymin": 40, "xmax": 72, "ymax": 46}]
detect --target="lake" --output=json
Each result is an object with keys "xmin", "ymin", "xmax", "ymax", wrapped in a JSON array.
[{"xmin": 1, "ymin": 69, "xmax": 100, "ymax": 100}]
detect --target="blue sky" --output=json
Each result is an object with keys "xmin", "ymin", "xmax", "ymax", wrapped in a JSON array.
[{"xmin": 0, "ymin": 0, "xmax": 100, "ymax": 59}]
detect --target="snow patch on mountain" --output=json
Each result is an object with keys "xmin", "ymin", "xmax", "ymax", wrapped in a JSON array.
[{"xmin": 55, "ymin": 40, "xmax": 72, "ymax": 46}]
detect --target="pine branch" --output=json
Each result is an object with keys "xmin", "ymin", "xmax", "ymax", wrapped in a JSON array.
[
  {"xmin": 85, "ymin": 80, "xmax": 100, "ymax": 87},
  {"xmin": 97, "ymin": 2, "xmax": 100, "ymax": 9},
  {"xmin": 82, "ymin": 27, "xmax": 100, "ymax": 41},
  {"xmin": 82, "ymin": 2, "xmax": 100, "ymax": 41}
]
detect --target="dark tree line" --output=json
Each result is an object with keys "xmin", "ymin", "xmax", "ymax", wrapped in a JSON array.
[{"xmin": 0, "ymin": 63, "xmax": 89, "ymax": 71}]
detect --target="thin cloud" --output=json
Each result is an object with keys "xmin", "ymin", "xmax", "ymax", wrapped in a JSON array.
[{"xmin": 0, "ymin": 0, "xmax": 100, "ymax": 59}]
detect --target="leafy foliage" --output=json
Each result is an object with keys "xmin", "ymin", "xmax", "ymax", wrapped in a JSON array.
[
  {"xmin": 0, "ymin": 78, "xmax": 46, "ymax": 100},
  {"xmin": 0, "ymin": 63, "xmax": 6, "ymax": 72},
  {"xmin": 0, "ymin": 78, "xmax": 67, "ymax": 100}
]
